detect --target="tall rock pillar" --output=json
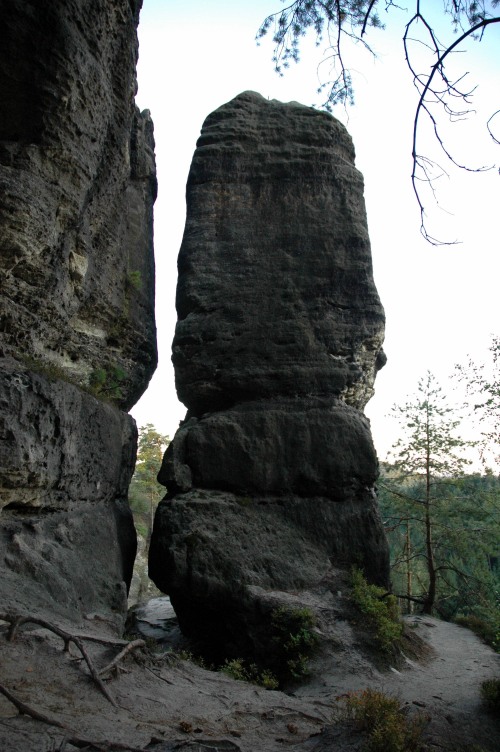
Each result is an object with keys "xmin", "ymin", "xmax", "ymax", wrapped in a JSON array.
[{"xmin": 150, "ymin": 91, "xmax": 388, "ymax": 659}]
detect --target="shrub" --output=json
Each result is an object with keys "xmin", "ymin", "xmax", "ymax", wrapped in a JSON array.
[
  {"xmin": 89, "ymin": 364, "xmax": 126, "ymax": 402},
  {"xmin": 270, "ymin": 606, "xmax": 319, "ymax": 681},
  {"xmin": 455, "ymin": 613, "xmax": 500, "ymax": 653},
  {"xmin": 350, "ymin": 568, "xmax": 403, "ymax": 652},
  {"xmin": 344, "ymin": 688, "xmax": 425, "ymax": 751},
  {"xmin": 480, "ymin": 679, "xmax": 500, "ymax": 717},
  {"xmin": 220, "ymin": 659, "xmax": 279, "ymax": 690}
]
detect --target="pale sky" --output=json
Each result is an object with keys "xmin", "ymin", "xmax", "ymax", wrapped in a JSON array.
[{"xmin": 131, "ymin": 0, "xmax": 499, "ymax": 462}]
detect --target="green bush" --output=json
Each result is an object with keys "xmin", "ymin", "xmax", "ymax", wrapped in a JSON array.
[
  {"xmin": 350, "ymin": 568, "xmax": 403, "ymax": 652},
  {"xmin": 220, "ymin": 659, "xmax": 278, "ymax": 690},
  {"xmin": 270, "ymin": 605, "xmax": 319, "ymax": 681},
  {"xmin": 89, "ymin": 364, "xmax": 126, "ymax": 402},
  {"xmin": 344, "ymin": 688, "xmax": 425, "ymax": 752},
  {"xmin": 455, "ymin": 613, "xmax": 500, "ymax": 653},
  {"xmin": 480, "ymin": 679, "xmax": 500, "ymax": 717}
]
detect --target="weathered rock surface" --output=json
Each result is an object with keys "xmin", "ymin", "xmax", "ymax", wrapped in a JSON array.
[
  {"xmin": 150, "ymin": 92, "xmax": 388, "ymax": 662},
  {"xmin": 0, "ymin": 357, "xmax": 137, "ymax": 628},
  {"xmin": 0, "ymin": 0, "xmax": 156, "ymax": 629},
  {"xmin": 0, "ymin": 0, "xmax": 157, "ymax": 410}
]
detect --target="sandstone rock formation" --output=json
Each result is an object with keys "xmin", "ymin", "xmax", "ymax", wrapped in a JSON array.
[
  {"xmin": 0, "ymin": 0, "xmax": 156, "ymax": 629},
  {"xmin": 150, "ymin": 92, "xmax": 388, "ymax": 661}
]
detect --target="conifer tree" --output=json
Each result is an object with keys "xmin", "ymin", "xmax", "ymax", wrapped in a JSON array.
[
  {"xmin": 129, "ymin": 424, "xmax": 169, "ymax": 543},
  {"xmin": 380, "ymin": 372, "xmax": 474, "ymax": 614}
]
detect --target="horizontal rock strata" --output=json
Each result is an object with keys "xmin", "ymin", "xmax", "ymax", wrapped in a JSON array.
[
  {"xmin": 150, "ymin": 92, "xmax": 388, "ymax": 662},
  {"xmin": 0, "ymin": 0, "xmax": 156, "ymax": 629},
  {"xmin": 0, "ymin": 0, "xmax": 157, "ymax": 411}
]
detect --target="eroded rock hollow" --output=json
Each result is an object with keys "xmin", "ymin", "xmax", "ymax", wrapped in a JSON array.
[
  {"xmin": 150, "ymin": 91, "xmax": 389, "ymax": 660},
  {"xmin": 0, "ymin": 0, "xmax": 156, "ymax": 629}
]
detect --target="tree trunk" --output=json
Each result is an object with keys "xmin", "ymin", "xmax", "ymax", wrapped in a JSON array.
[
  {"xmin": 406, "ymin": 519, "xmax": 413, "ymax": 615},
  {"xmin": 423, "ymin": 410, "xmax": 437, "ymax": 615},
  {"xmin": 423, "ymin": 502, "xmax": 437, "ymax": 614}
]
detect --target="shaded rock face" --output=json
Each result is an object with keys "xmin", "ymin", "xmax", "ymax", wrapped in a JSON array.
[
  {"xmin": 0, "ymin": 359, "xmax": 137, "ymax": 626},
  {"xmin": 150, "ymin": 92, "xmax": 388, "ymax": 660},
  {"xmin": 0, "ymin": 1, "xmax": 156, "ymax": 629},
  {"xmin": 0, "ymin": 0, "xmax": 157, "ymax": 410}
]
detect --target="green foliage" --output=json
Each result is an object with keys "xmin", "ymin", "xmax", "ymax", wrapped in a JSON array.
[
  {"xmin": 350, "ymin": 569, "xmax": 403, "ymax": 652},
  {"xmin": 480, "ymin": 679, "xmax": 500, "ymax": 717},
  {"xmin": 380, "ymin": 372, "xmax": 480, "ymax": 615},
  {"xmin": 270, "ymin": 606, "xmax": 319, "ymax": 681},
  {"xmin": 455, "ymin": 613, "xmax": 500, "ymax": 653},
  {"xmin": 257, "ymin": 1, "xmax": 383, "ymax": 107},
  {"xmin": 256, "ymin": 2, "xmax": 500, "ymax": 112},
  {"xmin": 127, "ymin": 270, "xmax": 143, "ymax": 291},
  {"xmin": 176, "ymin": 649, "xmax": 209, "ymax": 670},
  {"xmin": 20, "ymin": 354, "xmax": 129, "ymax": 406},
  {"xmin": 19, "ymin": 355, "xmax": 71, "ymax": 384},
  {"xmin": 220, "ymin": 659, "xmax": 279, "ymax": 690},
  {"xmin": 89, "ymin": 364, "xmax": 126, "ymax": 402},
  {"xmin": 380, "ymin": 468, "xmax": 500, "ymax": 624},
  {"xmin": 129, "ymin": 424, "xmax": 169, "ymax": 544},
  {"xmin": 343, "ymin": 688, "xmax": 425, "ymax": 752}
]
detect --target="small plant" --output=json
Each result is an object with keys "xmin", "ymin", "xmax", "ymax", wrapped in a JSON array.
[
  {"xmin": 260, "ymin": 668, "xmax": 280, "ymax": 690},
  {"xmin": 480, "ymin": 678, "xmax": 500, "ymax": 717},
  {"xmin": 127, "ymin": 270, "xmax": 143, "ymax": 291},
  {"xmin": 343, "ymin": 688, "xmax": 425, "ymax": 752},
  {"xmin": 350, "ymin": 568, "xmax": 403, "ymax": 652},
  {"xmin": 270, "ymin": 605, "xmax": 319, "ymax": 681},
  {"xmin": 220, "ymin": 658, "xmax": 279, "ymax": 690},
  {"xmin": 455, "ymin": 614, "xmax": 500, "ymax": 653},
  {"xmin": 176, "ymin": 649, "xmax": 209, "ymax": 670},
  {"xmin": 89, "ymin": 364, "xmax": 126, "ymax": 402}
]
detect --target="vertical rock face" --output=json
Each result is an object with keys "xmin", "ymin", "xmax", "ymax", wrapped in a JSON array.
[
  {"xmin": 0, "ymin": 0, "xmax": 157, "ymax": 409},
  {"xmin": 0, "ymin": 0, "xmax": 156, "ymax": 629},
  {"xmin": 150, "ymin": 92, "xmax": 388, "ymax": 659}
]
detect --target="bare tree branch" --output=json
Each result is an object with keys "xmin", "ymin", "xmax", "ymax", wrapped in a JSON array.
[{"xmin": 257, "ymin": 1, "xmax": 500, "ymax": 244}]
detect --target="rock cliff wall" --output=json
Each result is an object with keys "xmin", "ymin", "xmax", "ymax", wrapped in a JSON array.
[
  {"xmin": 150, "ymin": 92, "xmax": 388, "ymax": 661},
  {"xmin": 0, "ymin": 0, "xmax": 156, "ymax": 630}
]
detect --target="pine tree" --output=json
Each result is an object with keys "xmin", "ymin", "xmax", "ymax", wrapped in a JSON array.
[
  {"xmin": 129, "ymin": 424, "xmax": 169, "ymax": 543},
  {"xmin": 380, "ymin": 372, "xmax": 474, "ymax": 614}
]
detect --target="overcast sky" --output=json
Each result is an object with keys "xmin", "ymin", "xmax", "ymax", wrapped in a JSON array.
[{"xmin": 131, "ymin": 0, "xmax": 499, "ymax": 461}]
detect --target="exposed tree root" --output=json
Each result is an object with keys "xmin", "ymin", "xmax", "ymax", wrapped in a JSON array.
[
  {"xmin": 99, "ymin": 639, "xmax": 146, "ymax": 678},
  {"xmin": 0, "ymin": 682, "xmax": 149, "ymax": 751},
  {"xmin": 0, "ymin": 681, "xmax": 66, "ymax": 728},
  {"xmin": 1, "ymin": 613, "xmax": 145, "ymax": 707}
]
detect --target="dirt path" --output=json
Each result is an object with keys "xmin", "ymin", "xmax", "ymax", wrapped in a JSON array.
[
  {"xmin": 294, "ymin": 615, "xmax": 499, "ymax": 750},
  {"xmin": 0, "ymin": 614, "xmax": 498, "ymax": 751}
]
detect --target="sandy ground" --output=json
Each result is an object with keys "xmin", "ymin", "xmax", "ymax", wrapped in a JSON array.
[{"xmin": 0, "ymin": 611, "xmax": 498, "ymax": 751}]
